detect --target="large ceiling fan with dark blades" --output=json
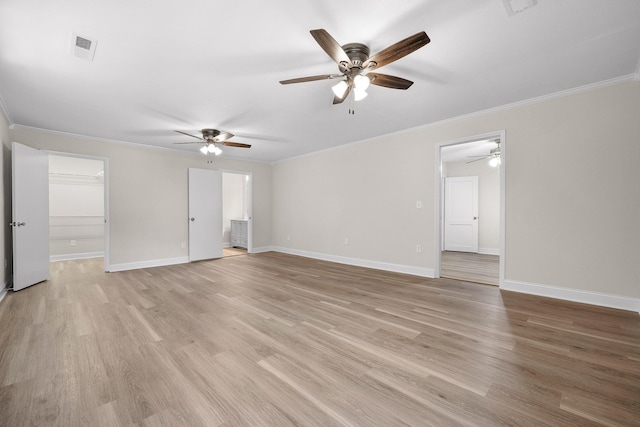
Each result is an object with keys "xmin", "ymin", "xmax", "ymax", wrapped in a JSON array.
[
  {"xmin": 174, "ymin": 129, "xmax": 251, "ymax": 155},
  {"xmin": 280, "ymin": 29, "xmax": 430, "ymax": 104}
]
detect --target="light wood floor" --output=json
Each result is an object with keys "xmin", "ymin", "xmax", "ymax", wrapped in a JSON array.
[
  {"xmin": 441, "ymin": 251, "xmax": 500, "ymax": 286},
  {"xmin": 223, "ymin": 247, "xmax": 248, "ymax": 258},
  {"xmin": 1, "ymin": 253, "xmax": 639, "ymax": 426}
]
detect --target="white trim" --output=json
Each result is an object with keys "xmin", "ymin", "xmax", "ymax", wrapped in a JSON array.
[
  {"xmin": 10, "ymin": 124, "xmax": 270, "ymax": 163},
  {"xmin": 0, "ymin": 92, "xmax": 13, "ymax": 124},
  {"xmin": 272, "ymin": 246, "xmax": 435, "ymax": 278},
  {"xmin": 0, "ymin": 286, "xmax": 7, "ymax": 303},
  {"xmin": 274, "ymin": 75, "xmax": 636, "ymax": 165},
  {"xmin": 250, "ymin": 246, "xmax": 273, "ymax": 254},
  {"xmin": 478, "ymin": 248, "xmax": 500, "ymax": 256},
  {"xmin": 502, "ymin": 280, "xmax": 640, "ymax": 314},
  {"xmin": 434, "ymin": 130, "xmax": 506, "ymax": 287},
  {"xmin": 50, "ymin": 252, "xmax": 104, "ymax": 262},
  {"xmin": 107, "ymin": 256, "xmax": 189, "ymax": 272}
]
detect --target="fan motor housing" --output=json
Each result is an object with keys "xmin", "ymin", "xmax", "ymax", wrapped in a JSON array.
[{"xmin": 341, "ymin": 43, "xmax": 370, "ymax": 70}]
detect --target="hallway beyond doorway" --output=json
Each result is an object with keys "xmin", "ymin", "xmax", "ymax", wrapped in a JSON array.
[{"xmin": 440, "ymin": 251, "xmax": 499, "ymax": 286}]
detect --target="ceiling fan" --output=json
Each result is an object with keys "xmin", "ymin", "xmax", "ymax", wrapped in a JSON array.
[
  {"xmin": 174, "ymin": 129, "xmax": 251, "ymax": 155},
  {"xmin": 280, "ymin": 29, "xmax": 430, "ymax": 104},
  {"xmin": 467, "ymin": 140, "xmax": 501, "ymax": 167}
]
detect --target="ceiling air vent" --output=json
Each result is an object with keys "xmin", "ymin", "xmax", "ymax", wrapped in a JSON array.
[
  {"xmin": 71, "ymin": 32, "xmax": 97, "ymax": 61},
  {"xmin": 502, "ymin": 0, "xmax": 537, "ymax": 16}
]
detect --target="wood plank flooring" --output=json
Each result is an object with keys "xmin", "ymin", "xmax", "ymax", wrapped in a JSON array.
[
  {"xmin": 441, "ymin": 251, "xmax": 500, "ymax": 286},
  {"xmin": 0, "ymin": 253, "xmax": 639, "ymax": 426}
]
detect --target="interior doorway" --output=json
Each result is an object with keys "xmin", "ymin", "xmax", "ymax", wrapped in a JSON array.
[
  {"xmin": 47, "ymin": 151, "xmax": 110, "ymax": 270},
  {"xmin": 435, "ymin": 132, "xmax": 505, "ymax": 286},
  {"xmin": 222, "ymin": 171, "xmax": 252, "ymax": 257}
]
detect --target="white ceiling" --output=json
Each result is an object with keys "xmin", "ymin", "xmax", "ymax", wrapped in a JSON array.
[{"xmin": 1, "ymin": 0, "xmax": 639, "ymax": 163}]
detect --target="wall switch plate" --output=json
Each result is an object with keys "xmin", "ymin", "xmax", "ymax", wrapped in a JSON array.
[
  {"xmin": 70, "ymin": 240, "xmax": 76, "ymax": 247},
  {"xmin": 181, "ymin": 241, "xmax": 186, "ymax": 249},
  {"xmin": 416, "ymin": 244, "xmax": 422, "ymax": 253},
  {"xmin": 416, "ymin": 200, "xmax": 422, "ymax": 208},
  {"xmin": 344, "ymin": 238, "xmax": 349, "ymax": 245}
]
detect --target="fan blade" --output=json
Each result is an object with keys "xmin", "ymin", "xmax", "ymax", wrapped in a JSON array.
[
  {"xmin": 223, "ymin": 142, "xmax": 251, "ymax": 148},
  {"xmin": 363, "ymin": 31, "xmax": 430, "ymax": 70},
  {"xmin": 173, "ymin": 142, "xmax": 204, "ymax": 145},
  {"xmin": 280, "ymin": 74, "xmax": 343, "ymax": 85},
  {"xmin": 369, "ymin": 73, "xmax": 414, "ymax": 90},
  {"xmin": 215, "ymin": 131, "xmax": 234, "ymax": 142},
  {"xmin": 466, "ymin": 157, "xmax": 489, "ymax": 164},
  {"xmin": 175, "ymin": 130, "xmax": 204, "ymax": 141},
  {"xmin": 333, "ymin": 84, "xmax": 352, "ymax": 104},
  {"xmin": 310, "ymin": 29, "xmax": 352, "ymax": 67}
]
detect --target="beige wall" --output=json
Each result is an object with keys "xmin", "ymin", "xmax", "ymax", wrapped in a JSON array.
[
  {"xmin": 8, "ymin": 127, "xmax": 272, "ymax": 269},
  {"xmin": 444, "ymin": 160, "xmax": 500, "ymax": 253},
  {"xmin": 272, "ymin": 80, "xmax": 640, "ymax": 302}
]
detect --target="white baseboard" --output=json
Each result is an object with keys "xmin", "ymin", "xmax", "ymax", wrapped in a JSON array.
[
  {"xmin": 502, "ymin": 280, "xmax": 640, "ymax": 313},
  {"xmin": 107, "ymin": 256, "xmax": 189, "ymax": 272},
  {"xmin": 250, "ymin": 246, "xmax": 273, "ymax": 254},
  {"xmin": 271, "ymin": 246, "xmax": 435, "ymax": 278},
  {"xmin": 479, "ymin": 247, "xmax": 500, "ymax": 256},
  {"xmin": 50, "ymin": 252, "xmax": 104, "ymax": 262}
]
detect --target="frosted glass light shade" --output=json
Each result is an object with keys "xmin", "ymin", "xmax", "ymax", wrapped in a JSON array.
[
  {"xmin": 332, "ymin": 80, "xmax": 349, "ymax": 99},
  {"xmin": 200, "ymin": 145, "xmax": 208, "ymax": 154},
  {"xmin": 354, "ymin": 88, "xmax": 368, "ymax": 101},
  {"xmin": 354, "ymin": 74, "xmax": 370, "ymax": 90}
]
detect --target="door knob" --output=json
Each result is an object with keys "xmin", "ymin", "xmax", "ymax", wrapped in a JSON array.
[
  {"xmin": 190, "ymin": 217, "xmax": 195, "ymax": 221},
  {"xmin": 473, "ymin": 217, "xmax": 478, "ymax": 220}
]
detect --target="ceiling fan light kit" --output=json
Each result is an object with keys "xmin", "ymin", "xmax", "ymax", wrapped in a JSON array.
[
  {"xmin": 280, "ymin": 29, "xmax": 430, "ymax": 106},
  {"xmin": 174, "ymin": 129, "xmax": 251, "ymax": 157}
]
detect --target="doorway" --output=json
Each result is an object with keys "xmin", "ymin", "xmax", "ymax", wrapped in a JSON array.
[
  {"xmin": 436, "ymin": 132, "xmax": 505, "ymax": 286},
  {"xmin": 222, "ymin": 171, "xmax": 252, "ymax": 257},
  {"xmin": 49, "ymin": 155, "xmax": 105, "ymax": 262}
]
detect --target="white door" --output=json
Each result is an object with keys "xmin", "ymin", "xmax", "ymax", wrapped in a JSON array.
[
  {"xmin": 444, "ymin": 176, "xmax": 479, "ymax": 253},
  {"xmin": 188, "ymin": 168, "xmax": 223, "ymax": 261},
  {"xmin": 12, "ymin": 142, "xmax": 50, "ymax": 291}
]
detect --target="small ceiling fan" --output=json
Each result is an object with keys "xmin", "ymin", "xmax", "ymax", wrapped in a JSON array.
[
  {"xmin": 467, "ymin": 140, "xmax": 501, "ymax": 166},
  {"xmin": 174, "ymin": 129, "xmax": 251, "ymax": 155},
  {"xmin": 280, "ymin": 29, "xmax": 430, "ymax": 104}
]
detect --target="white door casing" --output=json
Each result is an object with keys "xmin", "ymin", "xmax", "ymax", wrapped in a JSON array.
[
  {"xmin": 12, "ymin": 142, "xmax": 50, "ymax": 291},
  {"xmin": 188, "ymin": 168, "xmax": 223, "ymax": 261},
  {"xmin": 444, "ymin": 176, "xmax": 479, "ymax": 253}
]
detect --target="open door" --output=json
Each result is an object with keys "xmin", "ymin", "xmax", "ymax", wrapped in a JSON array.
[
  {"xmin": 188, "ymin": 168, "xmax": 223, "ymax": 261},
  {"xmin": 11, "ymin": 142, "xmax": 49, "ymax": 291},
  {"xmin": 444, "ymin": 176, "xmax": 479, "ymax": 253}
]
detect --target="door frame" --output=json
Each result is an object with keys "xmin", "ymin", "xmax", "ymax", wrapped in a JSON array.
[
  {"xmin": 46, "ymin": 150, "xmax": 110, "ymax": 271},
  {"xmin": 221, "ymin": 169, "xmax": 253, "ymax": 253},
  {"xmin": 434, "ymin": 130, "xmax": 506, "ymax": 286}
]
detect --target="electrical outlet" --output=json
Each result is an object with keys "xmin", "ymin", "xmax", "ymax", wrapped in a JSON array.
[
  {"xmin": 286, "ymin": 235, "xmax": 290, "ymax": 241},
  {"xmin": 416, "ymin": 200, "xmax": 422, "ymax": 209},
  {"xmin": 416, "ymin": 244, "xmax": 422, "ymax": 253},
  {"xmin": 344, "ymin": 238, "xmax": 349, "ymax": 245},
  {"xmin": 70, "ymin": 240, "xmax": 76, "ymax": 247}
]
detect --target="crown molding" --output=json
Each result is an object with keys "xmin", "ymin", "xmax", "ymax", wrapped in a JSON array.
[
  {"xmin": 0, "ymin": 93, "xmax": 13, "ymax": 125},
  {"xmin": 9, "ymin": 124, "xmax": 269, "ymax": 163},
  {"xmin": 274, "ymin": 75, "xmax": 637, "ymax": 165}
]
